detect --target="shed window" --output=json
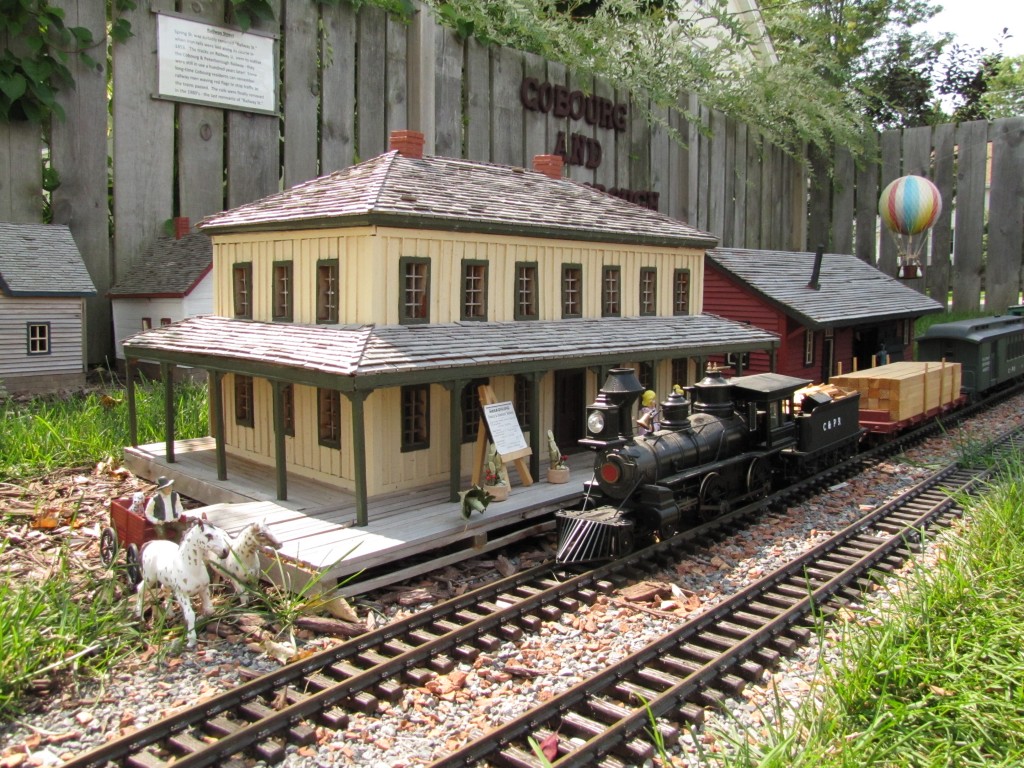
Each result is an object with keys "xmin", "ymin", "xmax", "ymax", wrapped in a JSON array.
[
  {"xmin": 639, "ymin": 267, "xmax": 657, "ymax": 316},
  {"xmin": 400, "ymin": 257, "xmax": 430, "ymax": 324},
  {"xmin": 462, "ymin": 260, "xmax": 488, "ymax": 321},
  {"xmin": 141, "ymin": 317, "xmax": 152, "ymax": 330},
  {"xmin": 515, "ymin": 262, "xmax": 538, "ymax": 320},
  {"xmin": 233, "ymin": 263, "xmax": 252, "ymax": 319},
  {"xmin": 561, "ymin": 264, "xmax": 582, "ymax": 318},
  {"xmin": 160, "ymin": 318, "xmax": 172, "ymax": 327},
  {"xmin": 673, "ymin": 269, "xmax": 691, "ymax": 315},
  {"xmin": 317, "ymin": 260, "xmax": 339, "ymax": 324},
  {"xmin": 602, "ymin": 266, "xmax": 621, "ymax": 317},
  {"xmin": 402, "ymin": 384, "xmax": 430, "ymax": 451},
  {"xmin": 27, "ymin": 322, "xmax": 50, "ymax": 355},
  {"xmin": 804, "ymin": 329, "xmax": 815, "ymax": 366},
  {"xmin": 272, "ymin": 261, "xmax": 293, "ymax": 322},
  {"xmin": 317, "ymin": 388, "xmax": 341, "ymax": 448},
  {"xmin": 234, "ymin": 375, "xmax": 254, "ymax": 427}
]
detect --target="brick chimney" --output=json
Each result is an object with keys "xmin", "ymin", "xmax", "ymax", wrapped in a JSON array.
[
  {"xmin": 390, "ymin": 130, "xmax": 425, "ymax": 159},
  {"xmin": 174, "ymin": 217, "xmax": 190, "ymax": 239},
  {"xmin": 533, "ymin": 154, "xmax": 564, "ymax": 180}
]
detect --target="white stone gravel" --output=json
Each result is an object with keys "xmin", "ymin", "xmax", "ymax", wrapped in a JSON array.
[{"xmin": 2, "ymin": 394, "xmax": 1022, "ymax": 768}]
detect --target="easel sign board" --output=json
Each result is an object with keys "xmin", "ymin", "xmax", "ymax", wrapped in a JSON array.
[{"xmin": 482, "ymin": 402, "xmax": 531, "ymax": 461}]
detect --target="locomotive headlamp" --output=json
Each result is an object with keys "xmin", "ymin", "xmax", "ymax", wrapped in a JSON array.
[
  {"xmin": 587, "ymin": 410, "xmax": 606, "ymax": 434},
  {"xmin": 579, "ymin": 392, "xmax": 625, "ymax": 448}
]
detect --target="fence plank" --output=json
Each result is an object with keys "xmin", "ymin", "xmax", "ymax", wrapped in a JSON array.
[
  {"xmin": 707, "ymin": 109, "xmax": 726, "ymax": 241},
  {"xmin": 721, "ymin": 116, "xmax": 736, "ymax": 246},
  {"xmin": 928, "ymin": 123, "xmax": 955, "ymax": 307},
  {"xmin": 432, "ymin": 25, "xmax": 464, "ymax": 158},
  {"xmin": 616, "ymin": 86, "xmax": 632, "ymax": 190},
  {"xmin": 386, "ymin": 15, "xmax": 409, "ymax": 134},
  {"xmin": 831, "ymin": 145, "xmax": 854, "ymax": 254},
  {"xmin": 986, "ymin": 117, "xmax": 1024, "ymax": 311},
  {"xmin": 744, "ymin": 128, "xmax": 762, "ymax": 249},
  {"xmin": 567, "ymin": 71, "xmax": 595, "ymax": 184},
  {"xmin": 358, "ymin": 6, "xmax": 388, "ymax": 159},
  {"xmin": 52, "ymin": 0, "xmax": 112, "ymax": 364},
  {"xmin": 465, "ymin": 39, "xmax": 490, "ymax": 162},
  {"xmin": 854, "ymin": 132, "xmax": 878, "ymax": 264},
  {"xmin": 951, "ymin": 120, "xmax": 988, "ymax": 312},
  {"xmin": 593, "ymin": 77, "xmax": 617, "ymax": 191},
  {"xmin": 522, "ymin": 53, "xmax": 547, "ymax": 164},
  {"xmin": 284, "ymin": 2, "xmax": 320, "ymax": 187},
  {"xmin": 878, "ymin": 129, "xmax": 902, "ymax": 276},
  {"xmin": 630, "ymin": 94, "xmax": 652, "ymax": 194},
  {"xmin": 112, "ymin": 0, "xmax": 175, "ymax": 281},
  {"xmin": 650, "ymin": 104, "xmax": 670, "ymax": 214},
  {"xmin": 490, "ymin": 47, "xmax": 523, "ymax": 167},
  {"xmin": 806, "ymin": 148, "xmax": 830, "ymax": 250},
  {"xmin": 321, "ymin": 2, "xmax": 356, "ymax": 173},
  {"xmin": 731, "ymin": 121, "xmax": 747, "ymax": 247},
  {"xmin": 666, "ymin": 98, "xmax": 687, "ymax": 222}
]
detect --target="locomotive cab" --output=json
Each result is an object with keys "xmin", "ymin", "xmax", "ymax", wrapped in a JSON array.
[{"xmin": 728, "ymin": 371, "xmax": 810, "ymax": 451}]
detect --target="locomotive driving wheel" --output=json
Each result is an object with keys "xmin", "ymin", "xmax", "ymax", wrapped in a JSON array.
[
  {"xmin": 746, "ymin": 457, "xmax": 772, "ymax": 501},
  {"xmin": 698, "ymin": 472, "xmax": 728, "ymax": 521}
]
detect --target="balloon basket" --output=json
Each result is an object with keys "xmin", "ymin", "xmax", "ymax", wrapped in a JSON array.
[{"xmin": 898, "ymin": 263, "xmax": 921, "ymax": 279}]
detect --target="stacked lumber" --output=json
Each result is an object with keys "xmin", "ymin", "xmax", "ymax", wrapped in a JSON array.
[{"xmin": 831, "ymin": 361, "xmax": 962, "ymax": 423}]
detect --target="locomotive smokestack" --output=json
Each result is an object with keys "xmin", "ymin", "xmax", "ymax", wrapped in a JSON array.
[{"xmin": 807, "ymin": 244, "xmax": 824, "ymax": 290}]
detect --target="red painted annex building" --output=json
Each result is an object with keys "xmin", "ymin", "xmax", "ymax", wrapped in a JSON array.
[{"xmin": 704, "ymin": 247, "xmax": 944, "ymax": 382}]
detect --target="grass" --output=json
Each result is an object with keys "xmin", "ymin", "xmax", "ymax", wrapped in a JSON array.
[
  {"xmin": 714, "ymin": 450, "xmax": 1024, "ymax": 768},
  {"xmin": 0, "ymin": 376, "xmax": 208, "ymax": 482}
]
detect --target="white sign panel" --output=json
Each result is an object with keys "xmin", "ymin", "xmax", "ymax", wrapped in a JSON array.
[
  {"xmin": 157, "ymin": 14, "xmax": 277, "ymax": 114},
  {"xmin": 482, "ymin": 401, "xmax": 529, "ymax": 458}
]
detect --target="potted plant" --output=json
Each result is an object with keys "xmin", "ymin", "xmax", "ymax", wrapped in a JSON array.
[
  {"xmin": 546, "ymin": 430, "xmax": 570, "ymax": 483},
  {"xmin": 483, "ymin": 443, "xmax": 510, "ymax": 501}
]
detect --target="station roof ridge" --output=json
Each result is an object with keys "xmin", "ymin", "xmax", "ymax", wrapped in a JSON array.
[{"xmin": 198, "ymin": 149, "xmax": 718, "ymax": 249}]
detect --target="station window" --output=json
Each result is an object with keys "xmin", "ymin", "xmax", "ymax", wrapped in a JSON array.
[
  {"xmin": 515, "ymin": 375, "xmax": 533, "ymax": 431},
  {"xmin": 462, "ymin": 260, "xmax": 488, "ymax": 321},
  {"xmin": 234, "ymin": 374, "xmax": 254, "ymax": 428},
  {"xmin": 461, "ymin": 378, "xmax": 488, "ymax": 442},
  {"xmin": 639, "ymin": 361, "xmax": 655, "ymax": 392},
  {"xmin": 514, "ymin": 262, "xmax": 538, "ymax": 320},
  {"xmin": 272, "ymin": 261, "xmax": 293, "ymax": 322},
  {"xmin": 561, "ymin": 264, "xmax": 583, "ymax": 318},
  {"xmin": 317, "ymin": 388, "xmax": 341, "ymax": 448},
  {"xmin": 639, "ymin": 267, "xmax": 657, "ymax": 316},
  {"xmin": 671, "ymin": 358, "xmax": 688, "ymax": 388},
  {"xmin": 601, "ymin": 266, "xmax": 620, "ymax": 317},
  {"xmin": 26, "ymin": 322, "xmax": 50, "ymax": 355},
  {"xmin": 281, "ymin": 384, "xmax": 295, "ymax": 437},
  {"xmin": 673, "ymin": 269, "xmax": 691, "ymax": 315},
  {"xmin": 400, "ymin": 257, "xmax": 430, "ymax": 324},
  {"xmin": 804, "ymin": 329, "xmax": 815, "ymax": 366},
  {"xmin": 401, "ymin": 384, "xmax": 430, "ymax": 451},
  {"xmin": 316, "ymin": 260, "xmax": 340, "ymax": 324},
  {"xmin": 232, "ymin": 263, "xmax": 252, "ymax": 319}
]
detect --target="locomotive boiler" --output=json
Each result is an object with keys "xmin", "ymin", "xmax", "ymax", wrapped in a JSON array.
[{"xmin": 555, "ymin": 366, "xmax": 863, "ymax": 563}]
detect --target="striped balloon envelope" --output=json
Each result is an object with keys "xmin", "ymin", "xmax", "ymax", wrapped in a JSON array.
[{"xmin": 878, "ymin": 175, "xmax": 942, "ymax": 236}]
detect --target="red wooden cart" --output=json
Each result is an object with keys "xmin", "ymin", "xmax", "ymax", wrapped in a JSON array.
[{"xmin": 100, "ymin": 496, "xmax": 188, "ymax": 584}]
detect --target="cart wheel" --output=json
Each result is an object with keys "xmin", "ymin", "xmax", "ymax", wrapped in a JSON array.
[
  {"xmin": 126, "ymin": 544, "xmax": 142, "ymax": 586},
  {"xmin": 100, "ymin": 527, "xmax": 118, "ymax": 566}
]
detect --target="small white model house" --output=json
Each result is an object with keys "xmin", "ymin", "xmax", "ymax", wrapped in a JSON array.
[
  {"xmin": 0, "ymin": 223, "xmax": 96, "ymax": 394},
  {"xmin": 109, "ymin": 225, "xmax": 213, "ymax": 372}
]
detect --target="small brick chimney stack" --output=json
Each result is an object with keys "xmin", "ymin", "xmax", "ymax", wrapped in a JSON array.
[
  {"xmin": 390, "ymin": 130, "xmax": 425, "ymax": 159},
  {"xmin": 533, "ymin": 154, "xmax": 564, "ymax": 180},
  {"xmin": 174, "ymin": 217, "xmax": 190, "ymax": 240}
]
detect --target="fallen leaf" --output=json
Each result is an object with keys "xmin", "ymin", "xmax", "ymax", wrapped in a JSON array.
[{"xmin": 540, "ymin": 731, "xmax": 559, "ymax": 760}]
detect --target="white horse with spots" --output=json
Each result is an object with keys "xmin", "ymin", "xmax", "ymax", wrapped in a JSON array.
[
  {"xmin": 135, "ymin": 518, "xmax": 231, "ymax": 648},
  {"xmin": 208, "ymin": 520, "xmax": 282, "ymax": 604}
]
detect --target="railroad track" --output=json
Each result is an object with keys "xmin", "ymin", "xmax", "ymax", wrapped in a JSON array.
[{"xmin": 64, "ymin": 420, "xmax": 1023, "ymax": 768}]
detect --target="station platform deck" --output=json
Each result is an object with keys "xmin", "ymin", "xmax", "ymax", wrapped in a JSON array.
[{"xmin": 123, "ymin": 439, "xmax": 590, "ymax": 594}]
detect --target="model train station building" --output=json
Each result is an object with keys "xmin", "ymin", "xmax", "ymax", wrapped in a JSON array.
[{"xmin": 122, "ymin": 131, "xmax": 779, "ymax": 523}]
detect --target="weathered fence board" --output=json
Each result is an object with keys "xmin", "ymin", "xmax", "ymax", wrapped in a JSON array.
[
  {"xmin": 320, "ymin": 2, "xmax": 357, "ymax": 173},
  {"xmin": 928, "ymin": 123, "xmax": 955, "ymax": 305},
  {"xmin": 831, "ymin": 146, "xmax": 854, "ymax": 254},
  {"xmin": 386, "ymin": 15, "xmax": 409, "ymax": 135},
  {"xmin": 952, "ymin": 120, "xmax": 988, "ymax": 311},
  {"xmin": 283, "ymin": 1, "xmax": 320, "ymax": 187},
  {"xmin": 465, "ymin": 39, "xmax": 490, "ymax": 161},
  {"xmin": 878, "ymin": 130, "xmax": 902, "ymax": 276},
  {"xmin": 357, "ymin": 6, "xmax": 388, "ymax": 161},
  {"xmin": 986, "ymin": 117, "xmax": 1024, "ymax": 312},
  {"xmin": 854, "ymin": 132, "xmax": 878, "ymax": 264}
]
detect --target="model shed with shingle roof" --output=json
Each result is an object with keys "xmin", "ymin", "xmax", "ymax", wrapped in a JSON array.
[
  {"xmin": 0, "ymin": 223, "xmax": 96, "ymax": 393},
  {"xmin": 704, "ymin": 247, "xmax": 944, "ymax": 381}
]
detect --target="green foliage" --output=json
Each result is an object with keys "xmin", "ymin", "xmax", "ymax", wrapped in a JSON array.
[
  {"xmin": 0, "ymin": 0, "xmax": 136, "ymax": 124},
  {"xmin": 0, "ymin": 540, "xmax": 144, "ymax": 720},
  {"xmin": 0, "ymin": 378, "xmax": 209, "ymax": 482},
  {"xmin": 977, "ymin": 54, "xmax": 1024, "ymax": 119}
]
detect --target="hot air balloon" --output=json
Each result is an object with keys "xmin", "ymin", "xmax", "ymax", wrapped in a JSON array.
[{"xmin": 878, "ymin": 175, "xmax": 942, "ymax": 279}]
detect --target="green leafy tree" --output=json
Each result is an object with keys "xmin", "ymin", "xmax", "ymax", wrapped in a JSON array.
[{"xmin": 979, "ymin": 54, "xmax": 1024, "ymax": 118}]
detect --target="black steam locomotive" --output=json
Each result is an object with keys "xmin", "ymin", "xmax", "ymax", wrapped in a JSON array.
[{"xmin": 555, "ymin": 366, "xmax": 863, "ymax": 563}]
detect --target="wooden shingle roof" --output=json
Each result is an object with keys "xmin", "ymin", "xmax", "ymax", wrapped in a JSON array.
[
  {"xmin": 109, "ymin": 232, "xmax": 212, "ymax": 298},
  {"xmin": 198, "ymin": 151, "xmax": 719, "ymax": 249},
  {"xmin": 0, "ymin": 223, "xmax": 96, "ymax": 297},
  {"xmin": 707, "ymin": 248, "xmax": 943, "ymax": 329},
  {"xmin": 123, "ymin": 314, "xmax": 778, "ymax": 389}
]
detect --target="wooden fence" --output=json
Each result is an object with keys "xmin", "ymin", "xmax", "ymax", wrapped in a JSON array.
[{"xmin": 1, "ymin": 1, "xmax": 1020, "ymax": 365}]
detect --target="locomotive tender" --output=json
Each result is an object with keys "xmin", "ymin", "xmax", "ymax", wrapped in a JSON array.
[{"xmin": 555, "ymin": 366, "xmax": 863, "ymax": 563}]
